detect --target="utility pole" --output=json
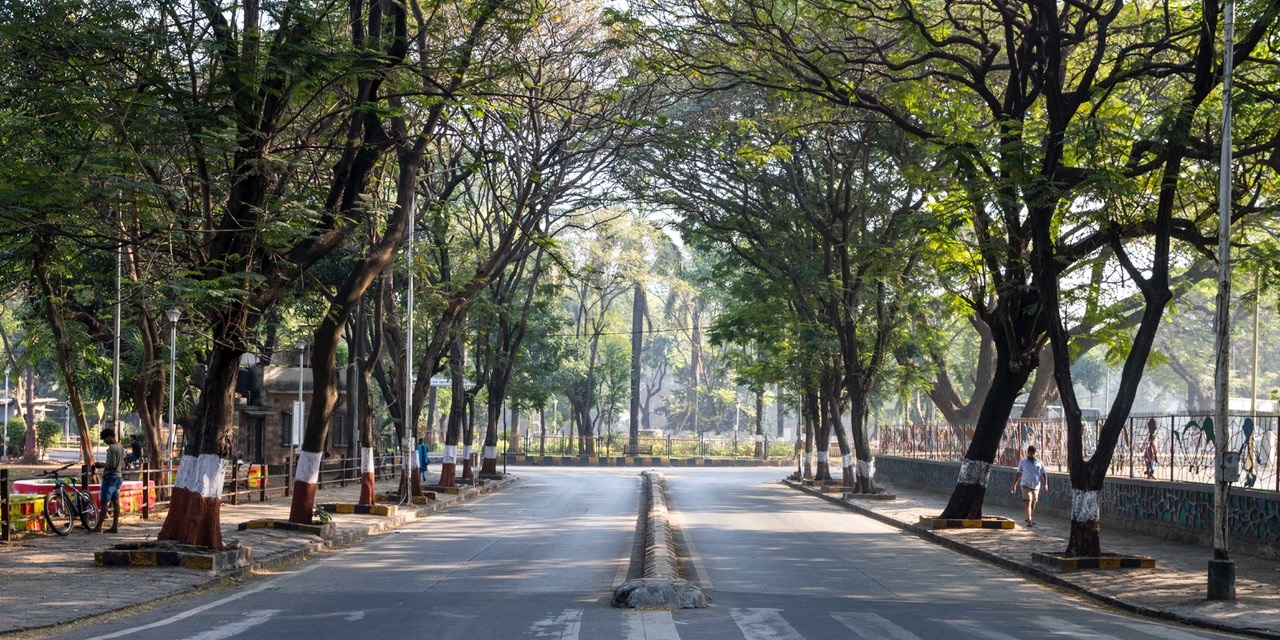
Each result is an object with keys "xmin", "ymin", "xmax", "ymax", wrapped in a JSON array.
[{"xmin": 1208, "ymin": 0, "xmax": 1238, "ymax": 601}]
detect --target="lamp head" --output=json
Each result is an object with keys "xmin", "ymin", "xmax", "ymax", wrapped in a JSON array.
[
  {"xmin": 296, "ymin": 338, "xmax": 307, "ymax": 351},
  {"xmin": 166, "ymin": 307, "xmax": 182, "ymax": 324}
]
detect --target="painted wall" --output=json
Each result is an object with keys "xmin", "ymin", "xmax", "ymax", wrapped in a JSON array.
[{"xmin": 876, "ymin": 455, "xmax": 1280, "ymax": 560}]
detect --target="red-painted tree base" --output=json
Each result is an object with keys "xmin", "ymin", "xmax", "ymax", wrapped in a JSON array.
[
  {"xmin": 841, "ymin": 465, "xmax": 855, "ymax": 489},
  {"xmin": 288, "ymin": 480, "xmax": 317, "ymax": 524},
  {"xmin": 462, "ymin": 458, "xmax": 474, "ymax": 482},
  {"xmin": 438, "ymin": 462, "xmax": 457, "ymax": 487},
  {"xmin": 410, "ymin": 470, "xmax": 424, "ymax": 497},
  {"xmin": 157, "ymin": 488, "xmax": 225, "ymax": 550},
  {"xmin": 358, "ymin": 472, "xmax": 376, "ymax": 505},
  {"xmin": 480, "ymin": 457, "xmax": 497, "ymax": 476}
]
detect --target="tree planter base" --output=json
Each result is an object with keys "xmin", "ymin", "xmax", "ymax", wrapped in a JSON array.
[
  {"xmin": 843, "ymin": 492, "xmax": 896, "ymax": 500},
  {"xmin": 479, "ymin": 473, "xmax": 504, "ymax": 480},
  {"xmin": 95, "ymin": 541, "xmax": 251, "ymax": 573},
  {"xmin": 319, "ymin": 503, "xmax": 398, "ymax": 517},
  {"xmin": 1031, "ymin": 552, "xmax": 1155, "ymax": 571},
  {"xmin": 238, "ymin": 519, "xmax": 335, "ymax": 539},
  {"xmin": 423, "ymin": 485, "xmax": 463, "ymax": 495},
  {"xmin": 918, "ymin": 515, "xmax": 1016, "ymax": 529}
]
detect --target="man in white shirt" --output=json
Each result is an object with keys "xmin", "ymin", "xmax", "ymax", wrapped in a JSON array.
[{"xmin": 1010, "ymin": 445, "xmax": 1048, "ymax": 527}]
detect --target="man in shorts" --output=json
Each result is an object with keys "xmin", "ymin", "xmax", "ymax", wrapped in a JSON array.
[
  {"xmin": 94, "ymin": 428, "xmax": 125, "ymax": 533},
  {"xmin": 1010, "ymin": 445, "xmax": 1048, "ymax": 527}
]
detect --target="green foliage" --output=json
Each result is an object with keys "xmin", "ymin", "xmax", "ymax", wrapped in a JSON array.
[
  {"xmin": 36, "ymin": 418, "xmax": 61, "ymax": 451},
  {"xmin": 4, "ymin": 417, "xmax": 25, "ymax": 456}
]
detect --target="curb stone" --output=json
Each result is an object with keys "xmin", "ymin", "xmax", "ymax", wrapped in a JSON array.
[
  {"xmin": 783, "ymin": 479, "xmax": 1280, "ymax": 640},
  {"xmin": 613, "ymin": 471, "xmax": 708, "ymax": 609}
]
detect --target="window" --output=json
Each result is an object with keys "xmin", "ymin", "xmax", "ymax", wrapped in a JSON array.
[
  {"xmin": 332, "ymin": 413, "xmax": 349, "ymax": 448},
  {"xmin": 282, "ymin": 411, "xmax": 293, "ymax": 447}
]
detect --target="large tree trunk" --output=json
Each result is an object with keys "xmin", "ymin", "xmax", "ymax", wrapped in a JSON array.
[
  {"xmin": 629, "ymin": 282, "xmax": 644, "ymax": 455},
  {"xmin": 849, "ymin": 394, "xmax": 876, "ymax": 494},
  {"xmin": 288, "ymin": 132, "xmax": 416, "ymax": 523},
  {"xmin": 158, "ymin": 342, "xmax": 242, "ymax": 549},
  {"xmin": 32, "ymin": 247, "xmax": 95, "ymax": 466},
  {"xmin": 801, "ymin": 392, "xmax": 817, "ymax": 478},
  {"xmin": 462, "ymin": 393, "xmax": 476, "ymax": 482},
  {"xmin": 438, "ymin": 337, "xmax": 467, "ymax": 487},
  {"xmin": 939, "ymin": 360, "xmax": 1034, "ymax": 519},
  {"xmin": 22, "ymin": 365, "xmax": 36, "ymax": 463}
]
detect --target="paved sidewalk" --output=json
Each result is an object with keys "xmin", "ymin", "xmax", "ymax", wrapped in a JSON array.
[
  {"xmin": 786, "ymin": 478, "xmax": 1280, "ymax": 639},
  {"xmin": 0, "ymin": 473, "xmax": 515, "ymax": 636}
]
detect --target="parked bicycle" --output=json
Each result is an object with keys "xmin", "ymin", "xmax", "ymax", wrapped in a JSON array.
[{"xmin": 39, "ymin": 462, "xmax": 102, "ymax": 535}]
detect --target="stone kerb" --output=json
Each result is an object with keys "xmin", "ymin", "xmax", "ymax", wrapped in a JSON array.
[
  {"xmin": 875, "ymin": 455, "xmax": 1280, "ymax": 559},
  {"xmin": 612, "ymin": 470, "xmax": 707, "ymax": 609}
]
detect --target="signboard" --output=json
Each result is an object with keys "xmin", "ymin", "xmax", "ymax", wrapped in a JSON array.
[{"xmin": 292, "ymin": 400, "xmax": 304, "ymax": 448}]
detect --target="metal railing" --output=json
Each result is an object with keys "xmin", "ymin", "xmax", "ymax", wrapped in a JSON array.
[
  {"xmin": 877, "ymin": 413, "xmax": 1280, "ymax": 491},
  {"xmin": 503, "ymin": 432, "xmax": 793, "ymax": 460}
]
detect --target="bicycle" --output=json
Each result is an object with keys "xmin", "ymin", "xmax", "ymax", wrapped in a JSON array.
[{"xmin": 39, "ymin": 462, "xmax": 102, "ymax": 535}]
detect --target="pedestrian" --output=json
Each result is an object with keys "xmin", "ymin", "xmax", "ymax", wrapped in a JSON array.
[
  {"xmin": 94, "ymin": 427, "xmax": 125, "ymax": 533},
  {"xmin": 1010, "ymin": 445, "xmax": 1048, "ymax": 528},
  {"xmin": 125, "ymin": 434, "xmax": 143, "ymax": 468},
  {"xmin": 1143, "ymin": 418, "xmax": 1158, "ymax": 479}
]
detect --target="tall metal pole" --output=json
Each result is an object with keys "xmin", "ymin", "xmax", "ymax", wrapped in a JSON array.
[
  {"xmin": 405, "ymin": 211, "xmax": 415, "ymax": 479},
  {"xmin": 2, "ymin": 366, "xmax": 8, "ymax": 458},
  {"xmin": 296, "ymin": 339, "xmax": 306, "ymax": 450},
  {"xmin": 166, "ymin": 307, "xmax": 181, "ymax": 468},
  {"xmin": 112, "ymin": 208, "xmax": 122, "ymax": 435},
  {"xmin": 1209, "ymin": 0, "xmax": 1237, "ymax": 600}
]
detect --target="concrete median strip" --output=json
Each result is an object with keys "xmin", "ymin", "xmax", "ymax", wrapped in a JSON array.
[{"xmin": 612, "ymin": 470, "xmax": 708, "ymax": 609}]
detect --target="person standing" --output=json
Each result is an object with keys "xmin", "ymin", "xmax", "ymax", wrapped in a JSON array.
[
  {"xmin": 1010, "ymin": 445, "xmax": 1048, "ymax": 527},
  {"xmin": 94, "ymin": 428, "xmax": 125, "ymax": 533}
]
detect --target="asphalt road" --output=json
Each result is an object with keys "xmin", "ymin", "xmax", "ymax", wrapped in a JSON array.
[{"xmin": 37, "ymin": 468, "xmax": 1243, "ymax": 640}]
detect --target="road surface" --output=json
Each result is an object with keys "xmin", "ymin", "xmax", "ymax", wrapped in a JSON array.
[{"xmin": 37, "ymin": 468, "xmax": 1242, "ymax": 640}]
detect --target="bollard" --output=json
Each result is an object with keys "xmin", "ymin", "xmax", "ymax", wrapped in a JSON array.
[
  {"xmin": 1, "ymin": 468, "xmax": 10, "ymax": 542},
  {"xmin": 260, "ymin": 464, "xmax": 268, "ymax": 502},
  {"xmin": 141, "ymin": 461, "xmax": 150, "ymax": 520},
  {"xmin": 230, "ymin": 462, "xmax": 239, "ymax": 505}
]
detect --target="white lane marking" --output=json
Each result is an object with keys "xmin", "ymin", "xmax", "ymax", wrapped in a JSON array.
[
  {"xmin": 944, "ymin": 619, "xmax": 1024, "ymax": 640},
  {"xmin": 730, "ymin": 608, "xmax": 804, "ymax": 640},
  {"xmin": 345, "ymin": 611, "xmax": 365, "ymax": 621},
  {"xmin": 86, "ymin": 563, "xmax": 320, "ymax": 640},
  {"xmin": 529, "ymin": 609, "xmax": 582, "ymax": 639},
  {"xmin": 1114, "ymin": 621, "xmax": 1214, "ymax": 640},
  {"xmin": 623, "ymin": 610, "xmax": 680, "ymax": 640},
  {"xmin": 1033, "ymin": 616, "xmax": 1117, "ymax": 638},
  {"xmin": 180, "ymin": 609, "xmax": 280, "ymax": 640},
  {"xmin": 832, "ymin": 612, "xmax": 922, "ymax": 640}
]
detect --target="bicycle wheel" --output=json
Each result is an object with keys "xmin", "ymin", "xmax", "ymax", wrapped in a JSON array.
[
  {"xmin": 79, "ymin": 492, "xmax": 101, "ymax": 531},
  {"xmin": 43, "ymin": 491, "xmax": 75, "ymax": 536}
]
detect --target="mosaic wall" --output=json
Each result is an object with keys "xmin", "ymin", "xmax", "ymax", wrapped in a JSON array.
[{"xmin": 876, "ymin": 455, "xmax": 1280, "ymax": 558}]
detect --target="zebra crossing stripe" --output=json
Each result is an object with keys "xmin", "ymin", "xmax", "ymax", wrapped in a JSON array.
[
  {"xmin": 730, "ymin": 608, "xmax": 804, "ymax": 640},
  {"xmin": 831, "ymin": 612, "xmax": 922, "ymax": 640},
  {"xmin": 1033, "ymin": 616, "xmax": 1117, "ymax": 639},
  {"xmin": 623, "ymin": 610, "xmax": 680, "ymax": 640},
  {"xmin": 1113, "ymin": 621, "xmax": 1216, "ymax": 640},
  {"xmin": 529, "ymin": 609, "xmax": 582, "ymax": 640},
  {"xmin": 943, "ymin": 619, "xmax": 1024, "ymax": 640}
]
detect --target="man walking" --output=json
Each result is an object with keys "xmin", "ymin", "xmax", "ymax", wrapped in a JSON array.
[{"xmin": 1010, "ymin": 445, "xmax": 1048, "ymax": 527}]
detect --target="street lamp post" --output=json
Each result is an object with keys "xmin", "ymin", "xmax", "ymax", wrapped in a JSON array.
[
  {"xmin": 1209, "ymin": 0, "xmax": 1238, "ymax": 601},
  {"xmin": 2, "ymin": 365, "xmax": 9, "ymax": 458},
  {"xmin": 166, "ymin": 307, "xmax": 181, "ymax": 468},
  {"xmin": 296, "ymin": 339, "xmax": 306, "ymax": 450}
]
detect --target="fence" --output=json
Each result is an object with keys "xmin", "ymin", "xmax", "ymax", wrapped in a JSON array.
[
  {"xmin": 506, "ymin": 432, "xmax": 793, "ymax": 460},
  {"xmin": 0, "ymin": 453, "xmax": 403, "ymax": 542},
  {"xmin": 877, "ymin": 413, "xmax": 1280, "ymax": 492}
]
